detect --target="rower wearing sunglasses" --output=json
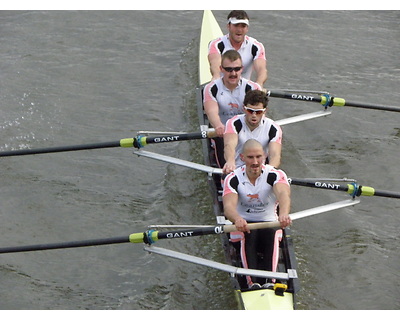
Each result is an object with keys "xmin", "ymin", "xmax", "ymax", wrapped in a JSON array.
[
  {"xmin": 208, "ymin": 10, "xmax": 267, "ymax": 87},
  {"xmin": 223, "ymin": 89, "xmax": 282, "ymax": 175},
  {"xmin": 203, "ymin": 49, "xmax": 261, "ymax": 167}
]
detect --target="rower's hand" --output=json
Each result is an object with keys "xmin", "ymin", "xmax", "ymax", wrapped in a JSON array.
[
  {"xmin": 234, "ymin": 217, "xmax": 250, "ymax": 233},
  {"xmin": 215, "ymin": 124, "xmax": 225, "ymax": 137},
  {"xmin": 223, "ymin": 161, "xmax": 236, "ymax": 175},
  {"xmin": 278, "ymin": 214, "xmax": 292, "ymax": 229}
]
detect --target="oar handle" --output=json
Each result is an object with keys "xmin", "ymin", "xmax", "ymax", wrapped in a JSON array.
[{"xmin": 223, "ymin": 221, "xmax": 281, "ymax": 233}]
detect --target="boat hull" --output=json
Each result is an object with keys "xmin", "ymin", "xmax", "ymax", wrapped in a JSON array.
[
  {"xmin": 196, "ymin": 85, "xmax": 300, "ymax": 310},
  {"xmin": 199, "ymin": 10, "xmax": 223, "ymax": 86},
  {"xmin": 197, "ymin": 10, "xmax": 300, "ymax": 310}
]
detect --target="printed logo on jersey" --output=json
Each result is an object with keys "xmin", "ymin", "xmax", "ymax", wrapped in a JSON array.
[
  {"xmin": 246, "ymin": 193, "xmax": 260, "ymax": 202},
  {"xmin": 228, "ymin": 102, "xmax": 240, "ymax": 110}
]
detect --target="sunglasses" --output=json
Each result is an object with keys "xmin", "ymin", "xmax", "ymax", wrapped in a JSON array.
[
  {"xmin": 221, "ymin": 66, "xmax": 243, "ymax": 72},
  {"xmin": 244, "ymin": 106, "xmax": 265, "ymax": 115}
]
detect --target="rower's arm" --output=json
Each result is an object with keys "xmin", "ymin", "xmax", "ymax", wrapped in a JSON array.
[
  {"xmin": 268, "ymin": 141, "xmax": 281, "ymax": 168},
  {"xmin": 223, "ymin": 192, "xmax": 249, "ymax": 233},
  {"xmin": 208, "ymin": 52, "xmax": 222, "ymax": 81},
  {"xmin": 273, "ymin": 182, "xmax": 291, "ymax": 228},
  {"xmin": 204, "ymin": 100, "xmax": 225, "ymax": 137},
  {"xmin": 223, "ymin": 132, "xmax": 238, "ymax": 174},
  {"xmin": 253, "ymin": 58, "xmax": 267, "ymax": 87}
]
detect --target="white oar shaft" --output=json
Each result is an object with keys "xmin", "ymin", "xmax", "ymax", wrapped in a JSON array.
[
  {"xmin": 290, "ymin": 199, "xmax": 360, "ymax": 221},
  {"xmin": 144, "ymin": 246, "xmax": 295, "ymax": 280},
  {"xmin": 276, "ymin": 110, "xmax": 331, "ymax": 126},
  {"xmin": 133, "ymin": 150, "xmax": 223, "ymax": 174}
]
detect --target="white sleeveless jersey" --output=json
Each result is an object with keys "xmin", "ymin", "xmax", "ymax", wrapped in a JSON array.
[
  {"xmin": 224, "ymin": 114, "xmax": 282, "ymax": 167},
  {"xmin": 223, "ymin": 164, "xmax": 289, "ymax": 222},
  {"xmin": 208, "ymin": 34, "xmax": 266, "ymax": 79},
  {"xmin": 203, "ymin": 77, "xmax": 261, "ymax": 125}
]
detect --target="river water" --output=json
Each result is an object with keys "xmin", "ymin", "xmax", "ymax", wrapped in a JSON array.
[{"xmin": 0, "ymin": 10, "xmax": 399, "ymax": 310}]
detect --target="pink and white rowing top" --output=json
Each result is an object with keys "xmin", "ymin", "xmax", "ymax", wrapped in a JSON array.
[
  {"xmin": 203, "ymin": 77, "xmax": 261, "ymax": 125},
  {"xmin": 208, "ymin": 34, "xmax": 266, "ymax": 80},
  {"xmin": 224, "ymin": 114, "xmax": 282, "ymax": 167},
  {"xmin": 223, "ymin": 164, "xmax": 289, "ymax": 222}
]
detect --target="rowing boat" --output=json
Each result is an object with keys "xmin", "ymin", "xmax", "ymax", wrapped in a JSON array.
[{"xmin": 196, "ymin": 10, "xmax": 301, "ymax": 310}]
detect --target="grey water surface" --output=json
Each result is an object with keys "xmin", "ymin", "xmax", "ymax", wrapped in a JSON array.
[{"xmin": 0, "ymin": 10, "xmax": 399, "ymax": 310}]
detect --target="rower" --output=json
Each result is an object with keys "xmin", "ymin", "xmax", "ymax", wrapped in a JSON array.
[
  {"xmin": 222, "ymin": 138, "xmax": 291, "ymax": 289},
  {"xmin": 223, "ymin": 89, "xmax": 282, "ymax": 175},
  {"xmin": 207, "ymin": 10, "xmax": 267, "ymax": 87},
  {"xmin": 203, "ymin": 50, "xmax": 261, "ymax": 168}
]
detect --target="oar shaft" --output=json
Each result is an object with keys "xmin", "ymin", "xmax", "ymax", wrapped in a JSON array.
[
  {"xmin": 290, "ymin": 178, "xmax": 350, "ymax": 193},
  {"xmin": 356, "ymin": 186, "xmax": 400, "ymax": 199},
  {"xmin": 0, "ymin": 130, "xmax": 217, "ymax": 157},
  {"xmin": 130, "ymin": 222, "xmax": 281, "ymax": 245},
  {"xmin": 0, "ymin": 222, "xmax": 281, "ymax": 254},
  {"xmin": 339, "ymin": 99, "xmax": 400, "ymax": 112},
  {"xmin": 268, "ymin": 90, "xmax": 323, "ymax": 104},
  {"xmin": 136, "ymin": 130, "xmax": 217, "ymax": 148},
  {"xmin": 141, "ymin": 226, "xmax": 226, "ymax": 244},
  {"xmin": 0, "ymin": 141, "xmax": 121, "ymax": 157},
  {"xmin": 290, "ymin": 178, "xmax": 400, "ymax": 199},
  {"xmin": 268, "ymin": 90, "xmax": 400, "ymax": 112},
  {"xmin": 0, "ymin": 236, "xmax": 129, "ymax": 254}
]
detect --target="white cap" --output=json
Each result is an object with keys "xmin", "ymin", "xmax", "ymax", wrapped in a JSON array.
[{"xmin": 228, "ymin": 17, "xmax": 249, "ymax": 26}]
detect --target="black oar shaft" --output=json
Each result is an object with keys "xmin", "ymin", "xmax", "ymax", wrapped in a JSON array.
[
  {"xmin": 371, "ymin": 189, "xmax": 400, "ymax": 199},
  {"xmin": 137, "ymin": 131, "xmax": 216, "ymax": 148},
  {"xmin": 290, "ymin": 178, "xmax": 400, "ymax": 199},
  {"xmin": 340, "ymin": 100, "xmax": 400, "ymax": 113},
  {"xmin": 268, "ymin": 90, "xmax": 323, "ymax": 104},
  {"xmin": 141, "ymin": 223, "xmax": 280, "ymax": 244},
  {"xmin": 290, "ymin": 178, "xmax": 350, "ymax": 193},
  {"xmin": 0, "ymin": 222, "xmax": 280, "ymax": 254},
  {"xmin": 156, "ymin": 226, "xmax": 223, "ymax": 240},
  {"xmin": 0, "ymin": 236, "xmax": 129, "ymax": 254},
  {"xmin": 0, "ymin": 130, "xmax": 217, "ymax": 158},
  {"xmin": 268, "ymin": 90, "xmax": 400, "ymax": 113},
  {"xmin": 0, "ymin": 141, "xmax": 121, "ymax": 157}
]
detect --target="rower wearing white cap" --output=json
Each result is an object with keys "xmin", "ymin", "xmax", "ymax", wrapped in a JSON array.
[{"xmin": 208, "ymin": 10, "xmax": 267, "ymax": 87}]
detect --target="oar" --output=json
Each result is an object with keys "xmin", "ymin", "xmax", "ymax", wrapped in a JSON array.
[
  {"xmin": 0, "ymin": 197, "xmax": 361, "ymax": 255},
  {"xmin": 290, "ymin": 177, "xmax": 400, "ymax": 199},
  {"xmin": 0, "ymin": 130, "xmax": 217, "ymax": 157},
  {"xmin": 132, "ymin": 151, "xmax": 400, "ymax": 200},
  {"xmin": 0, "ymin": 222, "xmax": 281, "ymax": 254},
  {"xmin": 0, "ymin": 196, "xmax": 360, "ymax": 255},
  {"xmin": 268, "ymin": 90, "xmax": 400, "ymax": 113},
  {"xmin": 0, "ymin": 197, "xmax": 360, "ymax": 256}
]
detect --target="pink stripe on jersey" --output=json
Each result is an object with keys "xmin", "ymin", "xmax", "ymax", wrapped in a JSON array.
[
  {"xmin": 224, "ymin": 114, "xmax": 240, "ymax": 134},
  {"xmin": 208, "ymin": 37, "xmax": 224, "ymax": 55},
  {"xmin": 274, "ymin": 124, "xmax": 283, "ymax": 145},
  {"xmin": 271, "ymin": 167, "xmax": 289, "ymax": 186},
  {"xmin": 253, "ymin": 39, "xmax": 266, "ymax": 60},
  {"xmin": 203, "ymin": 81, "xmax": 217, "ymax": 103},
  {"xmin": 222, "ymin": 170, "xmax": 240, "ymax": 197}
]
